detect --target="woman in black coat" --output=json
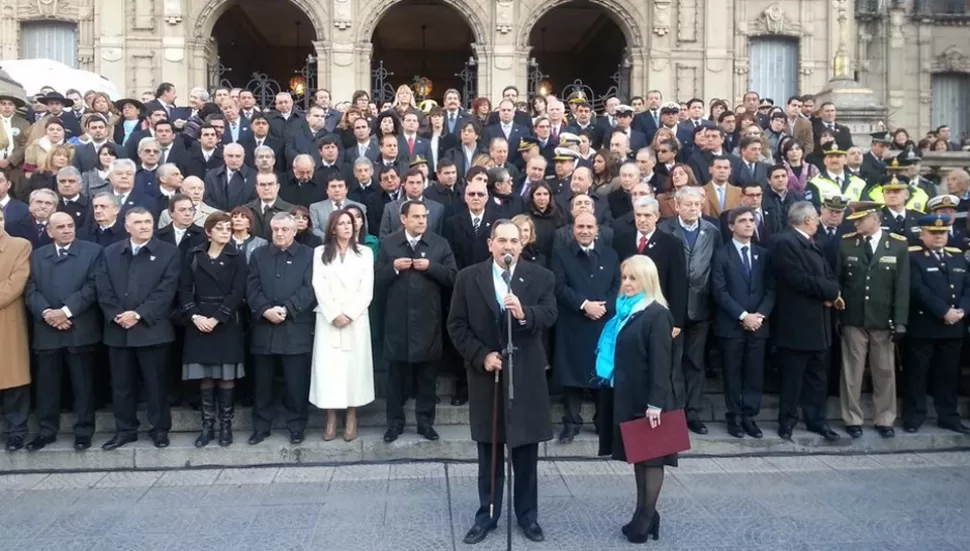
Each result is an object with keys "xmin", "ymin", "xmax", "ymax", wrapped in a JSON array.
[
  {"xmin": 179, "ymin": 212, "xmax": 248, "ymax": 448},
  {"xmin": 596, "ymin": 255, "xmax": 676, "ymax": 543},
  {"xmin": 525, "ymin": 181, "xmax": 565, "ymax": 259}
]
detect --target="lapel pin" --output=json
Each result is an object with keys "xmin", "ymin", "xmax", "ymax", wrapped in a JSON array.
[
  {"xmin": 421, "ymin": 252, "xmax": 426, "ymax": 258},
  {"xmin": 518, "ymin": 277, "xmax": 524, "ymax": 282},
  {"xmin": 149, "ymin": 256, "xmax": 156, "ymax": 261},
  {"xmin": 286, "ymin": 260, "xmax": 292, "ymax": 264},
  {"xmin": 753, "ymin": 254, "xmax": 759, "ymax": 260},
  {"xmin": 648, "ymin": 242, "xmax": 656, "ymax": 249},
  {"xmin": 219, "ymin": 261, "xmax": 224, "ymax": 266}
]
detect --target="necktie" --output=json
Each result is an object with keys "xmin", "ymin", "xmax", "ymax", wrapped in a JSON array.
[
  {"xmin": 638, "ymin": 235, "xmax": 647, "ymax": 253},
  {"xmin": 551, "ymin": 125, "xmax": 559, "ymax": 143},
  {"xmin": 133, "ymin": 245, "xmax": 142, "ymax": 256},
  {"xmin": 36, "ymin": 222, "xmax": 45, "ymax": 237},
  {"xmin": 741, "ymin": 245, "xmax": 751, "ymax": 276},
  {"xmin": 256, "ymin": 139, "xmax": 263, "ymax": 148},
  {"xmin": 828, "ymin": 227, "xmax": 836, "ymax": 237},
  {"xmin": 160, "ymin": 148, "xmax": 168, "ymax": 164},
  {"xmin": 717, "ymin": 186, "xmax": 725, "ymax": 210},
  {"xmin": 693, "ymin": 120, "xmax": 699, "ymax": 128},
  {"xmin": 864, "ymin": 236, "xmax": 873, "ymax": 264},
  {"xmin": 407, "ymin": 137, "xmax": 415, "ymax": 156},
  {"xmin": 472, "ymin": 216, "xmax": 481, "ymax": 234},
  {"xmin": 653, "ymin": 111, "xmax": 659, "ymax": 126},
  {"xmin": 835, "ymin": 176, "xmax": 843, "ymax": 190},
  {"xmin": 748, "ymin": 163, "xmax": 755, "ymax": 175},
  {"xmin": 448, "ymin": 113, "xmax": 456, "ymax": 132},
  {"xmin": 57, "ymin": 247, "xmax": 66, "ymax": 258},
  {"xmin": 410, "ymin": 239, "xmax": 418, "ymax": 250},
  {"xmin": 334, "ymin": 202, "xmax": 342, "ymax": 210},
  {"xmin": 896, "ymin": 214, "xmax": 904, "ymax": 225}
]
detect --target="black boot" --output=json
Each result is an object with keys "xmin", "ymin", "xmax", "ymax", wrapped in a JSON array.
[
  {"xmin": 195, "ymin": 387, "xmax": 216, "ymax": 448},
  {"xmin": 218, "ymin": 387, "xmax": 235, "ymax": 447}
]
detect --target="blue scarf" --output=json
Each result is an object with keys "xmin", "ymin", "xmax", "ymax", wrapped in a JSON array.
[{"xmin": 594, "ymin": 293, "xmax": 648, "ymax": 387}]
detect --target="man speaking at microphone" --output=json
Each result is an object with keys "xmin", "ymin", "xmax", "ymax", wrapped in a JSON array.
[{"xmin": 447, "ymin": 219, "xmax": 558, "ymax": 545}]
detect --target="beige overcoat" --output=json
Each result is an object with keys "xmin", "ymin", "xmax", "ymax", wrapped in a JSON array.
[{"xmin": 0, "ymin": 234, "xmax": 31, "ymax": 390}]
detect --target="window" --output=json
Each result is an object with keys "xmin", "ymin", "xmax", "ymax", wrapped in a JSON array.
[
  {"xmin": 748, "ymin": 37, "xmax": 799, "ymax": 105},
  {"xmin": 931, "ymin": 73, "xmax": 970, "ymax": 141},
  {"xmin": 20, "ymin": 21, "xmax": 78, "ymax": 67}
]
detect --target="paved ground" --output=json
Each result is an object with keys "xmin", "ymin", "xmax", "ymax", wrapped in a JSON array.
[{"xmin": 0, "ymin": 453, "xmax": 968, "ymax": 550}]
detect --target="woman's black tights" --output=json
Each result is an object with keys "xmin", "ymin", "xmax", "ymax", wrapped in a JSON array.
[{"xmin": 625, "ymin": 462, "xmax": 664, "ymax": 537}]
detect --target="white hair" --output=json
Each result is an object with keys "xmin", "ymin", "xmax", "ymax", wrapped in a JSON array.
[
  {"xmin": 109, "ymin": 158, "xmax": 137, "ymax": 174},
  {"xmin": 189, "ymin": 87, "xmax": 210, "ymax": 101},
  {"xmin": 674, "ymin": 185, "xmax": 703, "ymax": 202},
  {"xmin": 29, "ymin": 188, "xmax": 58, "ymax": 203}
]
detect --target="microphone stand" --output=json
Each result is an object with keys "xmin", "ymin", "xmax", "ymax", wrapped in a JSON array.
[{"xmin": 501, "ymin": 268, "xmax": 516, "ymax": 551}]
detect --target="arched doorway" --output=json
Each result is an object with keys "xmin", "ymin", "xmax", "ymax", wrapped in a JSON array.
[
  {"xmin": 210, "ymin": 0, "xmax": 317, "ymax": 107},
  {"xmin": 527, "ymin": 1, "xmax": 628, "ymax": 110},
  {"xmin": 371, "ymin": 0, "xmax": 477, "ymax": 107}
]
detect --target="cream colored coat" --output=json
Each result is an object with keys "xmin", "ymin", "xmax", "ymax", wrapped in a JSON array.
[
  {"xmin": 0, "ymin": 234, "xmax": 31, "ymax": 390},
  {"xmin": 308, "ymin": 245, "xmax": 375, "ymax": 409}
]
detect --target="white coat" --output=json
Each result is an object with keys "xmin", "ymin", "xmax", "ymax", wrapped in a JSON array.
[{"xmin": 309, "ymin": 244, "xmax": 375, "ymax": 409}]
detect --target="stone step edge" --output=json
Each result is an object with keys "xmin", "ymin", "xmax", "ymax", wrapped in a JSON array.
[{"xmin": 1, "ymin": 423, "xmax": 967, "ymax": 474}]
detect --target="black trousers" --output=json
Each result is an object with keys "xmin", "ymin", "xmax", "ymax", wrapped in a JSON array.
[
  {"xmin": 904, "ymin": 338, "xmax": 962, "ymax": 426},
  {"xmin": 252, "ymin": 353, "xmax": 311, "ymax": 434},
  {"xmin": 561, "ymin": 387, "xmax": 598, "ymax": 427},
  {"xmin": 777, "ymin": 347, "xmax": 828, "ymax": 428},
  {"xmin": 0, "ymin": 385, "xmax": 30, "ymax": 438},
  {"xmin": 108, "ymin": 345, "xmax": 172, "ymax": 436},
  {"xmin": 386, "ymin": 360, "xmax": 436, "ymax": 429},
  {"xmin": 719, "ymin": 336, "xmax": 766, "ymax": 420},
  {"xmin": 475, "ymin": 442, "xmax": 539, "ymax": 528},
  {"xmin": 35, "ymin": 347, "xmax": 96, "ymax": 438},
  {"xmin": 679, "ymin": 319, "xmax": 710, "ymax": 419}
]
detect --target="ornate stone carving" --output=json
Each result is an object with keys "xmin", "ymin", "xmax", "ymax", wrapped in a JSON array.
[
  {"xmin": 334, "ymin": 0, "xmax": 351, "ymax": 31},
  {"xmin": 749, "ymin": 2, "xmax": 801, "ymax": 36},
  {"xmin": 101, "ymin": 47, "xmax": 123, "ymax": 62},
  {"xmin": 130, "ymin": 0, "xmax": 156, "ymax": 31},
  {"xmin": 22, "ymin": 0, "xmax": 88, "ymax": 20},
  {"xmin": 193, "ymin": 0, "xmax": 325, "ymax": 41},
  {"xmin": 36, "ymin": 0, "xmax": 60, "ymax": 18},
  {"xmin": 932, "ymin": 46, "xmax": 970, "ymax": 73},
  {"xmin": 496, "ymin": 0, "xmax": 512, "ymax": 34},
  {"xmin": 652, "ymin": 0, "xmax": 670, "ymax": 36},
  {"xmin": 163, "ymin": 0, "xmax": 181, "ymax": 25},
  {"xmin": 361, "ymin": 0, "xmax": 486, "ymax": 45}
]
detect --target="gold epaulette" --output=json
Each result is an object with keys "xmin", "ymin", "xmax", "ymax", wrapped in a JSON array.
[
  {"xmin": 890, "ymin": 233, "xmax": 908, "ymax": 241},
  {"xmin": 842, "ymin": 232, "xmax": 857, "ymax": 239},
  {"xmin": 945, "ymin": 247, "xmax": 962, "ymax": 254},
  {"xmin": 908, "ymin": 246, "xmax": 923, "ymax": 252}
]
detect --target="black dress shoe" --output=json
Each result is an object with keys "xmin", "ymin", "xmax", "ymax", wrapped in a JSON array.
[
  {"xmin": 727, "ymin": 420, "xmax": 744, "ymax": 438},
  {"xmin": 687, "ymin": 420, "xmax": 708, "ymax": 435},
  {"xmin": 558, "ymin": 425, "xmax": 579, "ymax": 444},
  {"xmin": 248, "ymin": 431, "xmax": 270, "ymax": 445},
  {"xmin": 25, "ymin": 434, "xmax": 56, "ymax": 451},
  {"xmin": 102, "ymin": 433, "xmax": 137, "ymax": 451},
  {"xmin": 417, "ymin": 425, "xmax": 439, "ymax": 441},
  {"xmin": 383, "ymin": 427, "xmax": 402, "ymax": 443},
  {"xmin": 903, "ymin": 425, "xmax": 919, "ymax": 433},
  {"xmin": 875, "ymin": 425, "xmax": 895, "ymax": 438},
  {"xmin": 808, "ymin": 425, "xmax": 840, "ymax": 442},
  {"xmin": 289, "ymin": 431, "xmax": 305, "ymax": 445},
  {"xmin": 462, "ymin": 523, "xmax": 495, "ymax": 545},
  {"xmin": 521, "ymin": 522, "xmax": 545, "ymax": 542},
  {"xmin": 741, "ymin": 419, "xmax": 763, "ymax": 438},
  {"xmin": 846, "ymin": 425, "xmax": 863, "ymax": 438},
  {"xmin": 5, "ymin": 436, "xmax": 24, "ymax": 452},
  {"xmin": 152, "ymin": 432, "xmax": 170, "ymax": 448},
  {"xmin": 938, "ymin": 421, "xmax": 970, "ymax": 435},
  {"xmin": 451, "ymin": 389, "xmax": 468, "ymax": 406},
  {"xmin": 74, "ymin": 437, "xmax": 91, "ymax": 451},
  {"xmin": 777, "ymin": 423, "xmax": 794, "ymax": 440}
]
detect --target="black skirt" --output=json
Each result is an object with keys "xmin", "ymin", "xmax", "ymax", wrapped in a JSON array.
[{"xmin": 597, "ymin": 388, "xmax": 678, "ymax": 467}]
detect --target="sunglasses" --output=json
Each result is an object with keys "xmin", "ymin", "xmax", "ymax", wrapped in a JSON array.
[{"xmin": 466, "ymin": 191, "xmax": 486, "ymax": 197}]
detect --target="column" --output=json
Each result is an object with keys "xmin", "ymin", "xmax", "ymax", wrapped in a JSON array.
[
  {"xmin": 94, "ymin": 0, "xmax": 127, "ymax": 93},
  {"xmin": 491, "ymin": 0, "xmax": 516, "ymax": 98},
  {"xmin": 160, "ymin": 0, "xmax": 190, "ymax": 94}
]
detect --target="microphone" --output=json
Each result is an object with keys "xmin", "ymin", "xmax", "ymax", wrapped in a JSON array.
[{"xmin": 502, "ymin": 253, "xmax": 513, "ymax": 267}]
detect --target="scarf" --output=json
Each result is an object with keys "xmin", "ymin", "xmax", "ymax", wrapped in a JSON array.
[{"xmin": 594, "ymin": 292, "xmax": 649, "ymax": 387}]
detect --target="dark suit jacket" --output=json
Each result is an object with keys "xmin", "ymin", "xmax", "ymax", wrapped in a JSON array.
[
  {"xmin": 859, "ymin": 151, "xmax": 886, "ymax": 186},
  {"xmin": 613, "ymin": 227, "xmax": 688, "ymax": 328},
  {"xmin": 769, "ymin": 229, "xmax": 840, "ymax": 351},
  {"xmin": 155, "ymin": 223, "xmax": 206, "ymax": 261},
  {"xmin": 78, "ymin": 217, "xmax": 127, "ymax": 247},
  {"xmin": 25, "ymin": 239, "xmax": 103, "ymax": 350},
  {"xmin": 424, "ymin": 182, "xmax": 465, "ymax": 219},
  {"xmin": 221, "ymin": 117, "xmax": 252, "ymax": 145},
  {"xmin": 95, "ymin": 237, "xmax": 181, "ymax": 347},
  {"xmin": 184, "ymin": 143, "xmax": 224, "ymax": 180},
  {"xmin": 717, "ymin": 209, "xmax": 773, "ymax": 246},
  {"xmin": 813, "ymin": 121, "xmax": 854, "ymax": 151},
  {"xmin": 8, "ymin": 216, "xmax": 53, "ymax": 249},
  {"xmin": 731, "ymin": 159, "xmax": 772, "ymax": 188},
  {"xmin": 632, "ymin": 110, "xmax": 662, "ymax": 144},
  {"xmin": 203, "ymin": 165, "xmax": 257, "ymax": 212},
  {"xmin": 73, "ymin": 141, "xmax": 116, "ymax": 173},
  {"xmin": 241, "ymin": 135, "xmax": 283, "ymax": 169},
  {"xmin": 57, "ymin": 195, "xmax": 91, "ymax": 230},
  {"xmin": 486, "ymin": 110, "xmax": 533, "ymax": 132},
  {"xmin": 423, "ymin": 132, "xmax": 458, "ymax": 173},
  {"xmin": 265, "ymin": 110, "xmax": 304, "ymax": 143},
  {"xmin": 676, "ymin": 120, "xmax": 716, "ymax": 156},
  {"xmin": 711, "ymin": 241, "xmax": 775, "ymax": 338},
  {"xmin": 483, "ymin": 123, "xmax": 529, "ymax": 163},
  {"xmin": 1, "ymin": 199, "xmax": 30, "ymax": 229},
  {"xmin": 284, "ymin": 124, "xmax": 331, "ymax": 166},
  {"xmin": 442, "ymin": 209, "xmax": 498, "ymax": 270},
  {"xmin": 245, "ymin": 243, "xmax": 316, "ymax": 355},
  {"xmin": 398, "ymin": 134, "xmax": 431, "ymax": 162},
  {"xmin": 344, "ymin": 139, "xmax": 380, "ymax": 166},
  {"xmin": 447, "ymin": 144, "xmax": 488, "ymax": 179}
]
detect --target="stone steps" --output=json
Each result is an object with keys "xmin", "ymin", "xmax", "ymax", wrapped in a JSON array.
[
  {"xmin": 1, "ymin": 423, "xmax": 967, "ymax": 473},
  {"xmin": 31, "ymin": 394, "xmax": 970, "ymax": 435}
]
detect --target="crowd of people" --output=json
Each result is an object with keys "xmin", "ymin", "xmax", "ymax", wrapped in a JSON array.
[{"xmin": 0, "ymin": 80, "xmax": 969, "ymax": 544}]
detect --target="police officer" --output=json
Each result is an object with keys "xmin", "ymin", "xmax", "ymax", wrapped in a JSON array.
[
  {"xmin": 550, "ymin": 147, "xmax": 579, "ymax": 197},
  {"xmin": 874, "ymin": 174, "xmax": 924, "ymax": 241},
  {"xmin": 925, "ymin": 194, "xmax": 969, "ymax": 252},
  {"xmin": 836, "ymin": 202, "xmax": 910, "ymax": 439},
  {"xmin": 859, "ymin": 131, "xmax": 891, "ymax": 186},
  {"xmin": 804, "ymin": 144, "xmax": 867, "ymax": 210},
  {"xmin": 863, "ymin": 156, "xmax": 929, "ymax": 214},
  {"xmin": 904, "ymin": 214, "xmax": 970, "ymax": 434}
]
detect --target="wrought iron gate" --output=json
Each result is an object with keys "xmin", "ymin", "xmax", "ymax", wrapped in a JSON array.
[
  {"xmin": 293, "ymin": 54, "xmax": 318, "ymax": 111},
  {"xmin": 371, "ymin": 60, "xmax": 396, "ymax": 105},
  {"xmin": 455, "ymin": 55, "xmax": 478, "ymax": 109},
  {"xmin": 527, "ymin": 57, "xmax": 632, "ymax": 112}
]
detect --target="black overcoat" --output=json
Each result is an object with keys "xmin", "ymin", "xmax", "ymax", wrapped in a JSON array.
[
  {"xmin": 447, "ymin": 259, "xmax": 557, "ymax": 447},
  {"xmin": 550, "ymin": 241, "xmax": 619, "ymax": 389},
  {"xmin": 245, "ymin": 242, "xmax": 316, "ymax": 355},
  {"xmin": 25, "ymin": 240, "xmax": 103, "ymax": 350},
  {"xmin": 95, "ymin": 238, "xmax": 180, "ymax": 348},
  {"xmin": 376, "ymin": 230, "xmax": 457, "ymax": 363},
  {"xmin": 179, "ymin": 243, "xmax": 248, "ymax": 364},
  {"xmin": 769, "ymin": 229, "xmax": 840, "ymax": 351}
]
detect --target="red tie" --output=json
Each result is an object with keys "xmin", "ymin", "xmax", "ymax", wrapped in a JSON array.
[
  {"xmin": 638, "ymin": 235, "xmax": 647, "ymax": 253},
  {"xmin": 407, "ymin": 137, "xmax": 415, "ymax": 156}
]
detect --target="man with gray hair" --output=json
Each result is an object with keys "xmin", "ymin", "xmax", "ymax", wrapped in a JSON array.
[
  {"xmin": 658, "ymin": 185, "xmax": 721, "ymax": 434},
  {"xmin": 108, "ymin": 158, "xmax": 156, "ymax": 216},
  {"xmin": 79, "ymin": 192, "xmax": 126, "ymax": 246},
  {"xmin": 55, "ymin": 166, "xmax": 89, "ymax": 228},
  {"xmin": 204, "ymin": 142, "xmax": 256, "ymax": 211},
  {"xmin": 8, "ymin": 188, "xmax": 58, "ymax": 248},
  {"xmin": 771, "ymin": 200, "xmax": 841, "ymax": 441},
  {"xmin": 245, "ymin": 211, "xmax": 317, "ymax": 445},
  {"xmin": 152, "ymin": 163, "xmax": 184, "ymax": 220}
]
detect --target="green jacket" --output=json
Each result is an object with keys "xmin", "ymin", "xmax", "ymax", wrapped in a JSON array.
[{"xmin": 836, "ymin": 231, "xmax": 910, "ymax": 330}]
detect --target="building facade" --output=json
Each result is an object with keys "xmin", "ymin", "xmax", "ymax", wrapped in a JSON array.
[{"xmin": 1, "ymin": 0, "xmax": 968, "ymax": 138}]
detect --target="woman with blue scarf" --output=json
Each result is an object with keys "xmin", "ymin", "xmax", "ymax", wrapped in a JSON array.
[{"xmin": 595, "ymin": 255, "xmax": 677, "ymax": 544}]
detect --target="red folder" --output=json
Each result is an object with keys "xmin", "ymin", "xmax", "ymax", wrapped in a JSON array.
[{"xmin": 619, "ymin": 409, "xmax": 691, "ymax": 463}]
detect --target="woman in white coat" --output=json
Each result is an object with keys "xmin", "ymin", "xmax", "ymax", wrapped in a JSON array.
[{"xmin": 309, "ymin": 209, "xmax": 375, "ymax": 441}]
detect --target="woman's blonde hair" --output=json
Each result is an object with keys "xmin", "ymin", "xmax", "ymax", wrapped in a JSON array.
[
  {"xmin": 393, "ymin": 84, "xmax": 413, "ymax": 107},
  {"xmin": 42, "ymin": 144, "xmax": 75, "ymax": 172},
  {"xmin": 620, "ymin": 255, "xmax": 668, "ymax": 308},
  {"xmin": 510, "ymin": 214, "xmax": 536, "ymax": 245},
  {"xmin": 472, "ymin": 153, "xmax": 495, "ymax": 168}
]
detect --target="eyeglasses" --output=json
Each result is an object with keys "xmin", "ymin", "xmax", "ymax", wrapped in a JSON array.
[
  {"xmin": 466, "ymin": 191, "xmax": 486, "ymax": 197},
  {"xmin": 142, "ymin": 149, "xmax": 160, "ymax": 154}
]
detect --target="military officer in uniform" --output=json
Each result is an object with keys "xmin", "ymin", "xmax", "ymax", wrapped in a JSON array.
[
  {"xmin": 836, "ymin": 202, "xmax": 910, "ymax": 438},
  {"xmin": 904, "ymin": 214, "xmax": 970, "ymax": 434},
  {"xmin": 924, "ymin": 194, "xmax": 969, "ymax": 252},
  {"xmin": 803, "ymin": 145, "xmax": 867, "ymax": 210},
  {"xmin": 859, "ymin": 131, "xmax": 891, "ymax": 186},
  {"xmin": 549, "ymin": 147, "xmax": 579, "ymax": 197},
  {"xmin": 874, "ymin": 174, "xmax": 924, "ymax": 242},
  {"xmin": 863, "ymin": 157, "xmax": 929, "ymax": 215}
]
